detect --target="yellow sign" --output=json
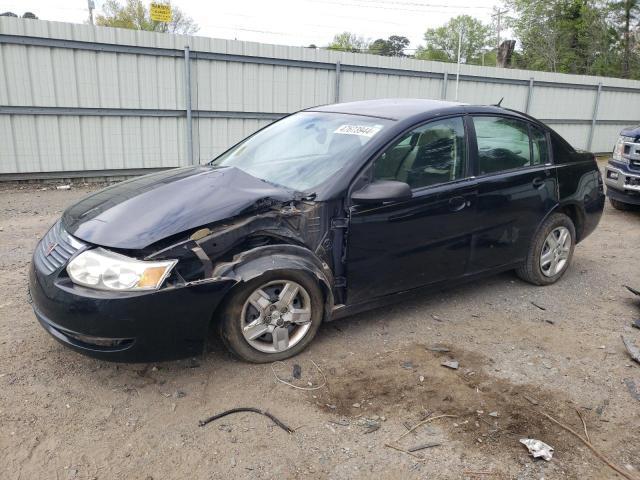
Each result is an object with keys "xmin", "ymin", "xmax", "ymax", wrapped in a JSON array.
[{"xmin": 150, "ymin": 3, "xmax": 172, "ymax": 22}]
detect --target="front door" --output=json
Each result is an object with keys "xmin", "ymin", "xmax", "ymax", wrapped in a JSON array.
[{"xmin": 346, "ymin": 116, "xmax": 477, "ymax": 304}]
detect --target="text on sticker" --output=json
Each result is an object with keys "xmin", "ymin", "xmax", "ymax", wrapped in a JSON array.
[{"xmin": 334, "ymin": 124, "xmax": 383, "ymax": 137}]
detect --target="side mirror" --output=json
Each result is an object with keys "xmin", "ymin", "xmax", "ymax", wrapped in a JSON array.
[{"xmin": 351, "ymin": 180, "xmax": 412, "ymax": 205}]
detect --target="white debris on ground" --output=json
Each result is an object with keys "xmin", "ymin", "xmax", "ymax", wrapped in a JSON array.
[{"xmin": 520, "ymin": 438, "xmax": 555, "ymax": 461}]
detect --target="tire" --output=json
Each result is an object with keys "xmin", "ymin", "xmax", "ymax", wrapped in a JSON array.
[
  {"xmin": 516, "ymin": 213, "xmax": 576, "ymax": 286},
  {"xmin": 609, "ymin": 198, "xmax": 634, "ymax": 211},
  {"xmin": 218, "ymin": 269, "xmax": 324, "ymax": 363}
]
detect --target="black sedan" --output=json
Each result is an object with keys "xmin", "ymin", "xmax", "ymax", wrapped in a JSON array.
[{"xmin": 28, "ymin": 99, "xmax": 605, "ymax": 363}]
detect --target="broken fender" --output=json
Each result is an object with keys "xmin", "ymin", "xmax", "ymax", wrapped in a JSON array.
[{"xmin": 211, "ymin": 244, "xmax": 335, "ymax": 320}]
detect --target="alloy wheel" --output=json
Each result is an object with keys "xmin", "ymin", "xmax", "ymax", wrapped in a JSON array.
[
  {"xmin": 540, "ymin": 226, "xmax": 571, "ymax": 277},
  {"xmin": 240, "ymin": 280, "xmax": 312, "ymax": 353}
]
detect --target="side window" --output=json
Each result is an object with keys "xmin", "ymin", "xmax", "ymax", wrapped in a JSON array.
[
  {"xmin": 473, "ymin": 116, "xmax": 531, "ymax": 175},
  {"xmin": 530, "ymin": 125, "xmax": 549, "ymax": 165},
  {"xmin": 550, "ymin": 131, "xmax": 575, "ymax": 164},
  {"xmin": 374, "ymin": 117, "xmax": 467, "ymax": 190}
]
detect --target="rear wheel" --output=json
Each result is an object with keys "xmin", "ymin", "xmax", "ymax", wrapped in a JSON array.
[
  {"xmin": 218, "ymin": 270, "xmax": 323, "ymax": 363},
  {"xmin": 609, "ymin": 198, "xmax": 635, "ymax": 211},
  {"xmin": 516, "ymin": 213, "xmax": 576, "ymax": 286}
]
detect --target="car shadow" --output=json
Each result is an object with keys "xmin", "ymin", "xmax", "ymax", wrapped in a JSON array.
[
  {"xmin": 311, "ymin": 271, "xmax": 519, "ymax": 346},
  {"xmin": 47, "ymin": 270, "xmax": 538, "ymax": 386}
]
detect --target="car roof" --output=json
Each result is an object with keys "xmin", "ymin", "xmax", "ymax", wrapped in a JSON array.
[
  {"xmin": 306, "ymin": 98, "xmax": 538, "ymax": 124},
  {"xmin": 307, "ymin": 98, "xmax": 466, "ymax": 121}
]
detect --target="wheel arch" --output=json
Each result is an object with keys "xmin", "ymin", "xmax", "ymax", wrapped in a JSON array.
[
  {"xmin": 534, "ymin": 202, "xmax": 584, "ymax": 245},
  {"xmin": 208, "ymin": 244, "xmax": 335, "ymax": 329},
  {"xmin": 552, "ymin": 202, "xmax": 585, "ymax": 242}
]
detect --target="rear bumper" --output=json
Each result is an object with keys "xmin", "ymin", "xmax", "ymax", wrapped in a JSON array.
[
  {"xmin": 605, "ymin": 162, "xmax": 640, "ymax": 204},
  {"xmin": 28, "ymin": 261, "xmax": 235, "ymax": 362}
]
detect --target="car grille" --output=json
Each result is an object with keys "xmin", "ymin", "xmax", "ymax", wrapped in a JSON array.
[
  {"xmin": 34, "ymin": 221, "xmax": 85, "ymax": 274},
  {"xmin": 623, "ymin": 140, "xmax": 640, "ymax": 171},
  {"xmin": 627, "ymin": 176, "xmax": 640, "ymax": 187}
]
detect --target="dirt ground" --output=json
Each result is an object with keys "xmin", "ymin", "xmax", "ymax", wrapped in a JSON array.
[{"xmin": 1, "ymin": 161, "xmax": 640, "ymax": 479}]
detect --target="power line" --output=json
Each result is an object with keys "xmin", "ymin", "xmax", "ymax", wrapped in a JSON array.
[
  {"xmin": 213, "ymin": 9, "xmax": 412, "ymax": 30},
  {"xmin": 299, "ymin": 0, "xmax": 495, "ymax": 14},
  {"xmin": 351, "ymin": 0, "xmax": 493, "ymax": 9}
]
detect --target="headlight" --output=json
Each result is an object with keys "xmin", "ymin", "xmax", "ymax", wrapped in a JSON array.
[
  {"xmin": 67, "ymin": 248, "xmax": 177, "ymax": 291},
  {"xmin": 613, "ymin": 136, "xmax": 634, "ymax": 164}
]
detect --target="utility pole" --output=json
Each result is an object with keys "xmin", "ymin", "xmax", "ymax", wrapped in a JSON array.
[
  {"xmin": 492, "ymin": 8, "xmax": 508, "ymax": 50},
  {"xmin": 455, "ymin": 27, "xmax": 463, "ymax": 101},
  {"xmin": 88, "ymin": 0, "xmax": 95, "ymax": 25}
]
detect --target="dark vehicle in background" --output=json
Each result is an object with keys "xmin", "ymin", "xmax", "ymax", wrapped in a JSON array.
[
  {"xmin": 28, "ymin": 99, "xmax": 605, "ymax": 363},
  {"xmin": 605, "ymin": 125, "xmax": 640, "ymax": 210}
]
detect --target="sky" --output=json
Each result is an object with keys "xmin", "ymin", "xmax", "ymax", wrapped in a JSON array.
[{"xmin": 0, "ymin": 0, "xmax": 503, "ymax": 50}]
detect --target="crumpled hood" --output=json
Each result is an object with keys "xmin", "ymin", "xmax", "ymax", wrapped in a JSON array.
[{"xmin": 62, "ymin": 166, "xmax": 295, "ymax": 250}]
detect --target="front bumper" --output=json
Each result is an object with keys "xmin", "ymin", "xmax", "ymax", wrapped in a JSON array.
[
  {"xmin": 604, "ymin": 161, "xmax": 640, "ymax": 205},
  {"xmin": 28, "ymin": 258, "xmax": 235, "ymax": 363}
]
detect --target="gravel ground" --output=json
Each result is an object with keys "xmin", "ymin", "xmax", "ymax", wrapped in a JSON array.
[{"xmin": 1, "ymin": 161, "xmax": 640, "ymax": 479}]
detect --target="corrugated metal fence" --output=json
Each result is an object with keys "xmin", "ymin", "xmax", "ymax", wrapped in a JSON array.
[{"xmin": 1, "ymin": 17, "xmax": 640, "ymax": 179}]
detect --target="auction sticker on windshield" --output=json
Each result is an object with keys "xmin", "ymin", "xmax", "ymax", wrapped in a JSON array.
[{"xmin": 334, "ymin": 124, "xmax": 383, "ymax": 137}]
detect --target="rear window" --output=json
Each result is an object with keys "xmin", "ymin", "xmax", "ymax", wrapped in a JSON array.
[
  {"xmin": 530, "ymin": 125, "xmax": 549, "ymax": 165},
  {"xmin": 550, "ymin": 131, "xmax": 576, "ymax": 164},
  {"xmin": 473, "ymin": 117, "xmax": 531, "ymax": 175}
]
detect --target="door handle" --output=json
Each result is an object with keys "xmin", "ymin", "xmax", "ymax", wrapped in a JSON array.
[
  {"xmin": 532, "ymin": 177, "xmax": 545, "ymax": 189},
  {"xmin": 448, "ymin": 196, "xmax": 467, "ymax": 212}
]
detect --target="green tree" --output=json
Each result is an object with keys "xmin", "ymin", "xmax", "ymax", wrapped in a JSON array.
[
  {"xmin": 369, "ymin": 35, "xmax": 410, "ymax": 56},
  {"xmin": 610, "ymin": 0, "xmax": 640, "ymax": 77},
  {"xmin": 415, "ymin": 15, "xmax": 492, "ymax": 64},
  {"xmin": 96, "ymin": 0, "xmax": 198, "ymax": 35},
  {"xmin": 327, "ymin": 32, "xmax": 369, "ymax": 52},
  {"xmin": 505, "ymin": 0, "xmax": 616, "ymax": 75}
]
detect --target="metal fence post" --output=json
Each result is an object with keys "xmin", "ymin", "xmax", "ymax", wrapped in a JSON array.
[
  {"xmin": 441, "ymin": 72, "xmax": 448, "ymax": 100},
  {"xmin": 587, "ymin": 82, "xmax": 602, "ymax": 152},
  {"xmin": 335, "ymin": 61, "xmax": 341, "ymax": 103},
  {"xmin": 525, "ymin": 77, "xmax": 534, "ymax": 113},
  {"xmin": 184, "ymin": 46, "xmax": 194, "ymax": 165}
]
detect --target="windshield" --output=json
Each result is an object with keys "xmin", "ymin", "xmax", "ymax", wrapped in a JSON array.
[{"xmin": 210, "ymin": 112, "xmax": 392, "ymax": 191}]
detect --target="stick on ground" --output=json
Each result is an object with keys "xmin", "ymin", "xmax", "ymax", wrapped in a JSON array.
[
  {"xmin": 541, "ymin": 411, "xmax": 638, "ymax": 480},
  {"xmin": 408, "ymin": 442, "xmax": 441, "ymax": 452},
  {"xmin": 575, "ymin": 408, "xmax": 590, "ymax": 443},
  {"xmin": 398, "ymin": 414, "xmax": 457, "ymax": 440},
  {"xmin": 384, "ymin": 442, "xmax": 424, "ymax": 460},
  {"xmin": 385, "ymin": 414, "xmax": 456, "ymax": 460},
  {"xmin": 198, "ymin": 407, "xmax": 294, "ymax": 433},
  {"xmin": 271, "ymin": 360, "xmax": 327, "ymax": 391},
  {"xmin": 625, "ymin": 285, "xmax": 640, "ymax": 297}
]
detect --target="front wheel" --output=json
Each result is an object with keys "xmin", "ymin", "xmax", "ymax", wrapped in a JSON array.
[
  {"xmin": 516, "ymin": 213, "xmax": 576, "ymax": 286},
  {"xmin": 218, "ymin": 270, "xmax": 324, "ymax": 363}
]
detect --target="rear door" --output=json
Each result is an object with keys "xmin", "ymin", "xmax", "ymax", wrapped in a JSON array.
[{"xmin": 466, "ymin": 115, "xmax": 558, "ymax": 273}]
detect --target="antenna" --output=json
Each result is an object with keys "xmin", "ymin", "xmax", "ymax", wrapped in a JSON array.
[{"xmin": 493, "ymin": 97, "xmax": 504, "ymax": 107}]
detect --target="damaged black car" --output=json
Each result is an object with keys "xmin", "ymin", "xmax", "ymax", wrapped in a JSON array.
[{"xmin": 28, "ymin": 99, "xmax": 605, "ymax": 363}]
